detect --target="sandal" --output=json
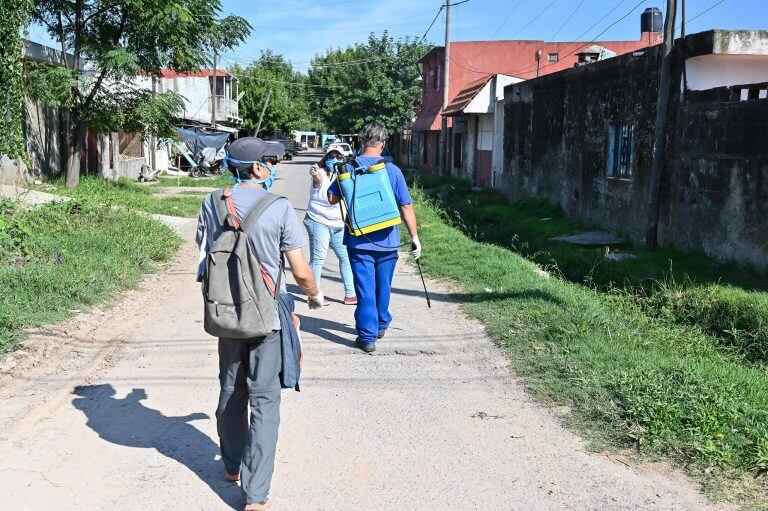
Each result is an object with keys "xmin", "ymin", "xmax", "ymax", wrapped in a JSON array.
[{"xmin": 244, "ymin": 501, "xmax": 273, "ymax": 511}]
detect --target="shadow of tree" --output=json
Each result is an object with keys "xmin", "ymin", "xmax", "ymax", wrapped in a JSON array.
[{"xmin": 72, "ymin": 384, "xmax": 241, "ymax": 510}]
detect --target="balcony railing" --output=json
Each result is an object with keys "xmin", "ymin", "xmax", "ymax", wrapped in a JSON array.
[{"xmin": 214, "ymin": 96, "xmax": 239, "ymax": 121}]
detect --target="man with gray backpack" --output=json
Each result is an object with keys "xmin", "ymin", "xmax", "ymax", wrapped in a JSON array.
[{"xmin": 196, "ymin": 137, "xmax": 323, "ymax": 511}]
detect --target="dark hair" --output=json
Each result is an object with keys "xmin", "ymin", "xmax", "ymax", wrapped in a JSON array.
[{"xmin": 318, "ymin": 150, "xmax": 343, "ymax": 170}]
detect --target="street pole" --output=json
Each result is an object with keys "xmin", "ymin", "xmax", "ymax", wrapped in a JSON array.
[
  {"xmin": 150, "ymin": 75, "xmax": 157, "ymax": 172},
  {"xmin": 681, "ymin": 0, "xmax": 688, "ymax": 102},
  {"xmin": 438, "ymin": 0, "xmax": 451, "ymax": 177},
  {"xmin": 211, "ymin": 49, "xmax": 218, "ymax": 129},
  {"xmin": 645, "ymin": 0, "xmax": 677, "ymax": 248},
  {"xmin": 254, "ymin": 89, "xmax": 272, "ymax": 137}
]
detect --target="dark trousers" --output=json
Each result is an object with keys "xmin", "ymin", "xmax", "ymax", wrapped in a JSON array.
[
  {"xmin": 348, "ymin": 248, "xmax": 399, "ymax": 344},
  {"xmin": 216, "ymin": 331, "xmax": 281, "ymax": 504}
]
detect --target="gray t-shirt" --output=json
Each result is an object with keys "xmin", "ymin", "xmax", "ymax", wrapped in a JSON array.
[{"xmin": 196, "ymin": 186, "xmax": 306, "ymax": 329}]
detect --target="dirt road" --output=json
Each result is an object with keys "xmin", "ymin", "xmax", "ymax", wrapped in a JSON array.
[{"xmin": 0, "ymin": 153, "xmax": 722, "ymax": 510}]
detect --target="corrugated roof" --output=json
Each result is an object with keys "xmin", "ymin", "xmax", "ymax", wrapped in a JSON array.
[{"xmin": 443, "ymin": 75, "xmax": 493, "ymax": 116}]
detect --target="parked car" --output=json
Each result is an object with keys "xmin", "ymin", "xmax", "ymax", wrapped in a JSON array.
[
  {"xmin": 281, "ymin": 139, "xmax": 298, "ymax": 160},
  {"xmin": 327, "ymin": 142, "xmax": 353, "ymax": 158},
  {"xmin": 322, "ymin": 137, "xmax": 337, "ymax": 152}
]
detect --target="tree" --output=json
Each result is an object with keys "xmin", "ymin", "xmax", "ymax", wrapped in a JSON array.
[
  {"xmin": 308, "ymin": 32, "xmax": 427, "ymax": 135},
  {"xmin": 31, "ymin": 0, "xmax": 250, "ymax": 187},
  {"xmin": 0, "ymin": 0, "xmax": 33, "ymax": 161},
  {"xmin": 233, "ymin": 51, "xmax": 312, "ymax": 136}
]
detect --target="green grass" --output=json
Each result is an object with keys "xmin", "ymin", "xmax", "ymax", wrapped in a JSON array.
[
  {"xmin": 45, "ymin": 177, "xmax": 204, "ymax": 217},
  {"xmin": 156, "ymin": 174, "xmax": 232, "ymax": 188},
  {"xmin": 0, "ymin": 199, "xmax": 181, "ymax": 353},
  {"xmin": 416, "ymin": 176, "xmax": 768, "ymax": 365},
  {"xmin": 410, "ymin": 189, "xmax": 768, "ymax": 506}
]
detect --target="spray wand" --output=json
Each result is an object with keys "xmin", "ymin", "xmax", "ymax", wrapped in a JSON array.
[{"xmin": 415, "ymin": 258, "xmax": 431, "ymax": 308}]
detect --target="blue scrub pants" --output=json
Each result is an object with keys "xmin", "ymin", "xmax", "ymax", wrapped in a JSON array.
[{"xmin": 348, "ymin": 248, "xmax": 398, "ymax": 345}]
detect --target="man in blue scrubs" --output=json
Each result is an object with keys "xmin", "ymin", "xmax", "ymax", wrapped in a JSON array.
[{"xmin": 327, "ymin": 122, "xmax": 421, "ymax": 352}]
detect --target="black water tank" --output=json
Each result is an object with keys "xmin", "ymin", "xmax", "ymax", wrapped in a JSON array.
[{"xmin": 641, "ymin": 7, "xmax": 663, "ymax": 33}]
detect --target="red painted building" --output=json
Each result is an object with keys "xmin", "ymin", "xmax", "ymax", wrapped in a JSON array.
[{"xmin": 413, "ymin": 8, "xmax": 664, "ymax": 179}]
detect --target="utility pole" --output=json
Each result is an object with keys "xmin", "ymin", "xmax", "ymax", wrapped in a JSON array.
[
  {"xmin": 645, "ymin": 0, "xmax": 678, "ymax": 248},
  {"xmin": 438, "ymin": 0, "xmax": 451, "ymax": 176},
  {"xmin": 681, "ymin": 0, "xmax": 688, "ymax": 101},
  {"xmin": 211, "ymin": 49, "xmax": 218, "ymax": 129},
  {"xmin": 254, "ymin": 89, "xmax": 272, "ymax": 137},
  {"xmin": 150, "ymin": 74, "xmax": 157, "ymax": 172}
]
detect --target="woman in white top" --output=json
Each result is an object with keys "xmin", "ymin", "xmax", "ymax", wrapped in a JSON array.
[{"xmin": 303, "ymin": 149, "xmax": 357, "ymax": 305}]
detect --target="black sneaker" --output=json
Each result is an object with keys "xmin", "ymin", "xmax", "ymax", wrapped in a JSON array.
[
  {"xmin": 355, "ymin": 337, "xmax": 376, "ymax": 353},
  {"xmin": 377, "ymin": 330, "xmax": 386, "ymax": 339}
]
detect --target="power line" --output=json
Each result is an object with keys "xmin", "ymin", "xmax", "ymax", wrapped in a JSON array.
[
  {"xmin": 680, "ymin": 0, "xmax": 727, "ymax": 28},
  {"xmin": 490, "ymin": 0, "xmax": 524, "ymax": 40},
  {"xmin": 509, "ymin": 0, "xmax": 559, "ymax": 39},
  {"xmin": 449, "ymin": 0, "xmax": 648, "ymax": 78},
  {"xmin": 548, "ymin": 0, "xmax": 587, "ymax": 41},
  {"xmin": 416, "ymin": 4, "xmax": 446, "ymax": 45},
  {"xmin": 508, "ymin": 0, "xmax": 649, "ymax": 77},
  {"xmin": 247, "ymin": 7, "xmax": 438, "ymax": 32}
]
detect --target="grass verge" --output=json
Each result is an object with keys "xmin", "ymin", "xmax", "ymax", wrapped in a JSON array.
[
  {"xmin": 45, "ymin": 177, "xmax": 203, "ymax": 217},
  {"xmin": 0, "ymin": 199, "xmax": 181, "ymax": 353},
  {"xmin": 417, "ymin": 176, "xmax": 768, "ymax": 365},
  {"xmin": 156, "ymin": 174, "xmax": 232, "ymax": 188},
  {"xmin": 410, "ymin": 189, "xmax": 768, "ymax": 507}
]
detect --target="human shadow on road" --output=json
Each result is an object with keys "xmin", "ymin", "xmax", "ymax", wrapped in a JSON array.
[
  {"xmin": 296, "ymin": 314, "xmax": 358, "ymax": 347},
  {"xmin": 317, "ymin": 274, "xmax": 564, "ymax": 306},
  {"xmin": 72, "ymin": 384, "xmax": 241, "ymax": 510}
]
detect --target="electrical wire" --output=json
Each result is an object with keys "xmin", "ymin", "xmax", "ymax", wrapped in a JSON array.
[
  {"xmin": 508, "ymin": 0, "xmax": 559, "ymax": 39},
  {"xmin": 489, "ymin": 0, "xmax": 524, "ymax": 40},
  {"xmin": 449, "ymin": 0, "xmax": 647, "ymax": 78},
  {"xmin": 416, "ymin": 4, "xmax": 446, "ymax": 45},
  {"xmin": 548, "ymin": 0, "xmax": 587, "ymax": 41},
  {"xmin": 247, "ymin": 7, "xmax": 438, "ymax": 32},
  {"xmin": 680, "ymin": 0, "xmax": 727, "ymax": 29}
]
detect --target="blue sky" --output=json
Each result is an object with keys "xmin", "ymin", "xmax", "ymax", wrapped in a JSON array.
[{"xmin": 27, "ymin": 0, "xmax": 768, "ymax": 72}]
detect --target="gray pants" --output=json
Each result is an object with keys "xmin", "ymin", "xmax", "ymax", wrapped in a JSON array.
[{"xmin": 216, "ymin": 331, "xmax": 282, "ymax": 504}]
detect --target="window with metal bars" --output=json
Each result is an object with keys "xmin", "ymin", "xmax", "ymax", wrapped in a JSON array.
[{"xmin": 608, "ymin": 123, "xmax": 634, "ymax": 179}]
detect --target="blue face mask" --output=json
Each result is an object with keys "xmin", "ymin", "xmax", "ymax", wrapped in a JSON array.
[
  {"xmin": 224, "ymin": 158, "xmax": 277, "ymax": 190},
  {"xmin": 325, "ymin": 158, "xmax": 341, "ymax": 173}
]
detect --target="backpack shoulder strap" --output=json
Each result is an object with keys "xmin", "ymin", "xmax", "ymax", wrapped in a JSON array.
[
  {"xmin": 212, "ymin": 190, "xmax": 229, "ymax": 227},
  {"xmin": 240, "ymin": 193, "xmax": 284, "ymax": 234}
]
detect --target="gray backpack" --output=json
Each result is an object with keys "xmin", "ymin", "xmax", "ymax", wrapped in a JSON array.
[{"xmin": 202, "ymin": 190, "xmax": 283, "ymax": 339}]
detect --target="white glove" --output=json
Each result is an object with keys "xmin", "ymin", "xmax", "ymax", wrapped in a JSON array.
[
  {"xmin": 309, "ymin": 164, "xmax": 320, "ymax": 176},
  {"xmin": 308, "ymin": 291, "xmax": 325, "ymax": 309},
  {"xmin": 410, "ymin": 235, "xmax": 422, "ymax": 260}
]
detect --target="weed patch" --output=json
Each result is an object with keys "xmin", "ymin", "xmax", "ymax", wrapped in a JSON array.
[
  {"xmin": 45, "ymin": 177, "xmax": 202, "ymax": 217},
  {"xmin": 410, "ymin": 190, "xmax": 768, "ymax": 505},
  {"xmin": 156, "ymin": 174, "xmax": 231, "ymax": 188},
  {"xmin": 0, "ymin": 199, "xmax": 181, "ymax": 352},
  {"xmin": 416, "ymin": 176, "xmax": 768, "ymax": 365}
]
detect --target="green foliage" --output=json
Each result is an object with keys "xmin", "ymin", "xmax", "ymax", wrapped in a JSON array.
[
  {"xmin": 45, "ymin": 177, "xmax": 203, "ymax": 217},
  {"xmin": 417, "ymin": 176, "xmax": 768, "ymax": 364},
  {"xmin": 309, "ymin": 32, "xmax": 428, "ymax": 134},
  {"xmin": 410, "ymin": 190, "xmax": 768, "ymax": 502},
  {"xmin": 0, "ymin": 0, "xmax": 33, "ymax": 159},
  {"xmin": 637, "ymin": 283, "xmax": 768, "ymax": 363},
  {"xmin": 0, "ymin": 199, "xmax": 180, "ymax": 352},
  {"xmin": 24, "ymin": 63, "xmax": 79, "ymax": 108},
  {"xmin": 156, "ymin": 174, "xmax": 231, "ymax": 187},
  {"xmin": 0, "ymin": 200, "xmax": 32, "ymax": 263},
  {"xmin": 234, "ymin": 51, "xmax": 313, "ymax": 135},
  {"xmin": 30, "ymin": 0, "xmax": 251, "ymax": 184}
]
